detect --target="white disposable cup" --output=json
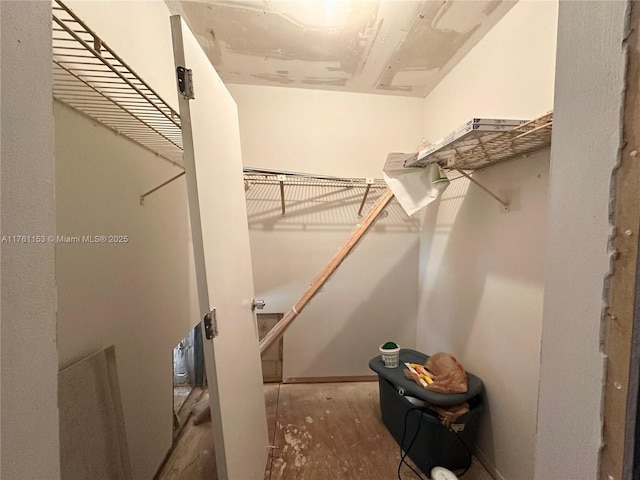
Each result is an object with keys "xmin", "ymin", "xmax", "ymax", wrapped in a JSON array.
[{"xmin": 379, "ymin": 344, "xmax": 400, "ymax": 368}]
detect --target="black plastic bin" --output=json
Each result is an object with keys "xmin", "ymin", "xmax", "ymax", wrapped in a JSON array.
[{"xmin": 369, "ymin": 349, "xmax": 484, "ymax": 475}]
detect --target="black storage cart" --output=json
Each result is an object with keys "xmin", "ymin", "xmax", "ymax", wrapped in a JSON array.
[{"xmin": 369, "ymin": 349, "xmax": 484, "ymax": 476}]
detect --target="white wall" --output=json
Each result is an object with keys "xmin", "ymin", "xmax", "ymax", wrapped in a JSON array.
[
  {"xmin": 422, "ymin": 0, "xmax": 558, "ymax": 141},
  {"xmin": 418, "ymin": 152, "xmax": 549, "ymax": 479},
  {"xmin": 228, "ymin": 84, "xmax": 425, "ymax": 177},
  {"xmin": 229, "ymin": 84, "xmax": 423, "ymax": 379},
  {"xmin": 535, "ymin": 2, "xmax": 629, "ymax": 479},
  {"xmin": 0, "ymin": 3, "xmax": 61, "ymax": 479},
  {"xmin": 50, "ymin": 3, "xmax": 200, "ymax": 477},
  {"xmin": 417, "ymin": 2, "xmax": 558, "ymax": 479},
  {"xmin": 248, "ymin": 191, "xmax": 421, "ymax": 379},
  {"xmin": 55, "ymin": 102, "xmax": 195, "ymax": 479}
]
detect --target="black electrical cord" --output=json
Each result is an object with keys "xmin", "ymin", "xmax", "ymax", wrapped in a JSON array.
[
  {"xmin": 397, "ymin": 405, "xmax": 474, "ymax": 480},
  {"xmin": 397, "ymin": 407, "xmax": 428, "ymax": 480},
  {"xmin": 450, "ymin": 426, "xmax": 473, "ymax": 476}
]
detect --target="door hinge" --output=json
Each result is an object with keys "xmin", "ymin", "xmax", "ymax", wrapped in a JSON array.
[
  {"xmin": 203, "ymin": 309, "xmax": 217, "ymax": 339},
  {"xmin": 251, "ymin": 298, "xmax": 266, "ymax": 311},
  {"xmin": 176, "ymin": 66, "xmax": 194, "ymax": 100}
]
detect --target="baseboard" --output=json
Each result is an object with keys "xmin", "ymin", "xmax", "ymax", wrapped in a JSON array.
[
  {"xmin": 474, "ymin": 446, "xmax": 505, "ymax": 480},
  {"xmin": 283, "ymin": 375, "xmax": 378, "ymax": 384},
  {"xmin": 263, "ymin": 376, "xmax": 282, "ymax": 383}
]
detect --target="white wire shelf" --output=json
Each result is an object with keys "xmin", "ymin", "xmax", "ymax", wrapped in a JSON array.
[
  {"xmin": 243, "ymin": 172, "xmax": 414, "ymax": 229},
  {"xmin": 138, "ymin": 167, "xmax": 388, "ymax": 217},
  {"xmin": 243, "ymin": 168, "xmax": 387, "ymax": 189},
  {"xmin": 243, "ymin": 168, "xmax": 387, "ymax": 217},
  {"xmin": 409, "ymin": 112, "xmax": 553, "ymax": 171},
  {"xmin": 52, "ymin": 0, "xmax": 184, "ymax": 167}
]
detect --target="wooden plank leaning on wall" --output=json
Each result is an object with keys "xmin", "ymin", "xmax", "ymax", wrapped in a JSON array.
[{"xmin": 259, "ymin": 189, "xmax": 395, "ymax": 354}]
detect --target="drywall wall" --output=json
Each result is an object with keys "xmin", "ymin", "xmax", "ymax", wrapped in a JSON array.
[
  {"xmin": 422, "ymin": 0, "xmax": 558, "ymax": 141},
  {"xmin": 417, "ymin": 152, "xmax": 549, "ymax": 480},
  {"xmin": 248, "ymin": 190, "xmax": 420, "ymax": 379},
  {"xmin": 52, "ymin": 2, "xmax": 201, "ymax": 477},
  {"xmin": 417, "ymin": 2, "xmax": 558, "ymax": 479},
  {"xmin": 228, "ymin": 83, "xmax": 425, "ymax": 177},
  {"xmin": 0, "ymin": 3, "xmax": 61, "ymax": 479},
  {"xmin": 55, "ymin": 101, "xmax": 194, "ymax": 479},
  {"xmin": 534, "ymin": 2, "xmax": 629, "ymax": 479},
  {"xmin": 229, "ymin": 84, "xmax": 423, "ymax": 379}
]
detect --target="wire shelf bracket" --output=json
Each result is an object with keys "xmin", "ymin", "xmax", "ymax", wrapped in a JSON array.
[{"xmin": 453, "ymin": 168, "xmax": 510, "ymax": 212}]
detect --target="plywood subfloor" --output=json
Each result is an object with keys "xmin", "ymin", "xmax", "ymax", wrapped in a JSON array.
[
  {"xmin": 173, "ymin": 386, "xmax": 193, "ymax": 414},
  {"xmin": 157, "ymin": 382, "xmax": 494, "ymax": 480},
  {"xmin": 157, "ymin": 384, "xmax": 279, "ymax": 480}
]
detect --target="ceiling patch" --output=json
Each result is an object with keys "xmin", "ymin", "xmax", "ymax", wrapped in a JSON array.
[
  {"xmin": 167, "ymin": 0, "xmax": 515, "ymax": 97},
  {"xmin": 432, "ymin": 0, "xmax": 496, "ymax": 34},
  {"xmin": 251, "ymin": 73, "xmax": 296, "ymax": 85},
  {"xmin": 301, "ymin": 76, "xmax": 348, "ymax": 86},
  {"xmin": 376, "ymin": 0, "xmax": 485, "ymax": 95},
  {"xmin": 171, "ymin": 1, "xmax": 382, "ymax": 83}
]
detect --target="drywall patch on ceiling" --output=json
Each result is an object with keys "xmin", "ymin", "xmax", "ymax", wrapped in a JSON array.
[
  {"xmin": 169, "ymin": 0, "xmax": 382, "ymax": 85},
  {"xmin": 433, "ymin": 0, "xmax": 502, "ymax": 33},
  {"xmin": 377, "ymin": 1, "xmax": 487, "ymax": 95},
  {"xmin": 251, "ymin": 73, "xmax": 296, "ymax": 85},
  {"xmin": 167, "ymin": 0, "xmax": 516, "ymax": 97},
  {"xmin": 301, "ymin": 76, "xmax": 348, "ymax": 86},
  {"xmin": 386, "ymin": 68, "xmax": 440, "ymax": 93}
]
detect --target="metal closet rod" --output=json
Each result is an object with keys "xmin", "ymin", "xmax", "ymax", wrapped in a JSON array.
[{"xmin": 140, "ymin": 166, "xmax": 385, "ymax": 206}]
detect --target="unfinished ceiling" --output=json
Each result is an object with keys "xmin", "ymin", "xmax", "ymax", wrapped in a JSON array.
[{"xmin": 167, "ymin": 0, "xmax": 516, "ymax": 98}]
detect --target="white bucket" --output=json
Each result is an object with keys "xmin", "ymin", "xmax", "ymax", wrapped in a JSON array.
[
  {"xmin": 379, "ymin": 343, "xmax": 400, "ymax": 368},
  {"xmin": 431, "ymin": 467, "xmax": 459, "ymax": 480}
]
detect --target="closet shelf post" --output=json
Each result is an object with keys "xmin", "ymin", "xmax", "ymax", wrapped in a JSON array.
[{"xmin": 277, "ymin": 174, "xmax": 286, "ymax": 215}]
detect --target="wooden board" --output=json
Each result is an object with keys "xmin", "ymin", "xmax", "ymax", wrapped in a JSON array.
[
  {"xmin": 259, "ymin": 189, "xmax": 395, "ymax": 354},
  {"xmin": 268, "ymin": 382, "xmax": 408, "ymax": 479},
  {"xmin": 263, "ymin": 384, "xmax": 280, "ymax": 480},
  {"xmin": 155, "ymin": 412, "xmax": 216, "ymax": 480},
  {"xmin": 157, "ymin": 384, "xmax": 279, "ymax": 480},
  {"xmin": 157, "ymin": 383, "xmax": 493, "ymax": 480},
  {"xmin": 58, "ymin": 346, "xmax": 132, "ymax": 480},
  {"xmin": 267, "ymin": 382, "xmax": 493, "ymax": 480}
]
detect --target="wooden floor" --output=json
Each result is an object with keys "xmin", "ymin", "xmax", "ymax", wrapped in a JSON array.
[{"xmin": 156, "ymin": 382, "xmax": 494, "ymax": 480}]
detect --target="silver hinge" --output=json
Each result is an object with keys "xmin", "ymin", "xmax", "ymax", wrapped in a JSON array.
[
  {"xmin": 251, "ymin": 298, "xmax": 266, "ymax": 311},
  {"xmin": 176, "ymin": 66, "xmax": 194, "ymax": 100},
  {"xmin": 203, "ymin": 309, "xmax": 217, "ymax": 339}
]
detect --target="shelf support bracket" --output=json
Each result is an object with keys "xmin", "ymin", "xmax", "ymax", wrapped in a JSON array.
[
  {"xmin": 140, "ymin": 171, "xmax": 186, "ymax": 205},
  {"xmin": 454, "ymin": 168, "xmax": 510, "ymax": 212},
  {"xmin": 277, "ymin": 174, "xmax": 286, "ymax": 215},
  {"xmin": 357, "ymin": 179, "xmax": 374, "ymax": 217}
]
